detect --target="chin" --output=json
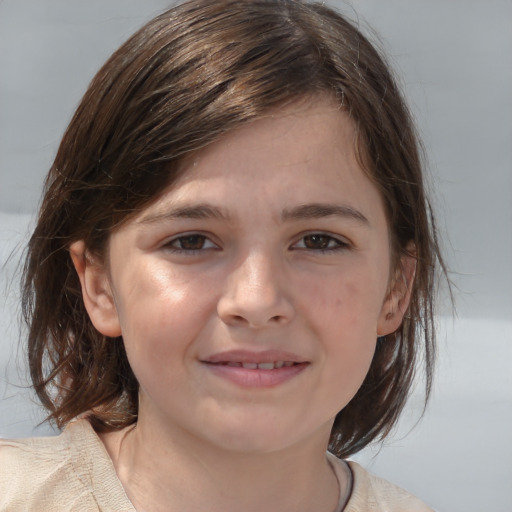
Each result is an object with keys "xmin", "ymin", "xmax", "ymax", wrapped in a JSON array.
[{"xmin": 200, "ymin": 416, "xmax": 300, "ymax": 455}]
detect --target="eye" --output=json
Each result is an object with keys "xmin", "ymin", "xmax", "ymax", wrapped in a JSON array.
[
  {"xmin": 164, "ymin": 234, "xmax": 218, "ymax": 252},
  {"xmin": 292, "ymin": 233, "xmax": 349, "ymax": 252}
]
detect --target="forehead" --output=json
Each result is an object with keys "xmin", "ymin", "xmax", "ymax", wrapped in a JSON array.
[
  {"xmin": 131, "ymin": 97, "xmax": 387, "ymax": 234},
  {"xmin": 186, "ymin": 98, "xmax": 355, "ymax": 174}
]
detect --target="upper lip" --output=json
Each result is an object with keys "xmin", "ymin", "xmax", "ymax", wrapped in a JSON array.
[{"xmin": 202, "ymin": 349, "xmax": 307, "ymax": 365}]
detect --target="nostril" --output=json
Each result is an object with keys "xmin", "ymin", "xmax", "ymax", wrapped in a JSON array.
[
  {"xmin": 225, "ymin": 313, "xmax": 286, "ymax": 329},
  {"xmin": 232, "ymin": 314, "xmax": 249, "ymax": 325}
]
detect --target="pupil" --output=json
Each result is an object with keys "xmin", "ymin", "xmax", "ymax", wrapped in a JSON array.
[
  {"xmin": 305, "ymin": 234, "xmax": 329, "ymax": 249},
  {"xmin": 181, "ymin": 235, "xmax": 204, "ymax": 250}
]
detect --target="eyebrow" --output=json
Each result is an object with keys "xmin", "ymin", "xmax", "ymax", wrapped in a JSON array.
[
  {"xmin": 138, "ymin": 202, "xmax": 369, "ymax": 226},
  {"xmin": 138, "ymin": 204, "xmax": 230, "ymax": 225},
  {"xmin": 281, "ymin": 203, "xmax": 369, "ymax": 225}
]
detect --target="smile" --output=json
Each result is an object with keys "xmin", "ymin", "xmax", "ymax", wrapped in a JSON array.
[
  {"xmin": 202, "ymin": 351, "xmax": 309, "ymax": 388},
  {"xmin": 212, "ymin": 361, "xmax": 299, "ymax": 370}
]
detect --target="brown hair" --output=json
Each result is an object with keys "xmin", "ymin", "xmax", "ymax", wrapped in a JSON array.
[{"xmin": 23, "ymin": 0, "xmax": 447, "ymax": 458}]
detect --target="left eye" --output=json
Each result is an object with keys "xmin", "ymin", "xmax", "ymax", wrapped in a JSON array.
[
  {"xmin": 293, "ymin": 234, "xmax": 348, "ymax": 251},
  {"xmin": 165, "ymin": 234, "xmax": 217, "ymax": 251}
]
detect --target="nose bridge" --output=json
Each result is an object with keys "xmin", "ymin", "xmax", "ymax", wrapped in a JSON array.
[{"xmin": 218, "ymin": 248, "xmax": 293, "ymax": 327}]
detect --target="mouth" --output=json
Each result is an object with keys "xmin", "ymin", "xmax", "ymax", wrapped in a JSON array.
[
  {"xmin": 201, "ymin": 351, "xmax": 309, "ymax": 387},
  {"xmin": 206, "ymin": 361, "xmax": 301, "ymax": 370},
  {"xmin": 202, "ymin": 349, "xmax": 307, "ymax": 367}
]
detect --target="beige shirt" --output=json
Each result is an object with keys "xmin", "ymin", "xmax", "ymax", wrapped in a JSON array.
[{"xmin": 0, "ymin": 420, "xmax": 433, "ymax": 511}]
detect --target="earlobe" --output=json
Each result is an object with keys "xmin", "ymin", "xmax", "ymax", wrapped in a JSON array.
[
  {"xmin": 377, "ymin": 245, "xmax": 416, "ymax": 336},
  {"xmin": 69, "ymin": 241, "xmax": 122, "ymax": 338}
]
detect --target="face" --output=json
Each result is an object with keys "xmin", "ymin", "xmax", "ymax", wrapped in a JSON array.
[{"xmin": 74, "ymin": 98, "xmax": 412, "ymax": 454}]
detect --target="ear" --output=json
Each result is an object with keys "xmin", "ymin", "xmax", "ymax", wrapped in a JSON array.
[
  {"xmin": 69, "ymin": 240, "xmax": 122, "ymax": 338},
  {"xmin": 377, "ymin": 244, "xmax": 416, "ymax": 336}
]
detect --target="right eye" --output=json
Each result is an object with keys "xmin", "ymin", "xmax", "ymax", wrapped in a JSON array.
[{"xmin": 164, "ymin": 234, "xmax": 218, "ymax": 252}]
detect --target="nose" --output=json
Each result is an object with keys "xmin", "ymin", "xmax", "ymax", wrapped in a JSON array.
[{"xmin": 217, "ymin": 251, "xmax": 295, "ymax": 329}]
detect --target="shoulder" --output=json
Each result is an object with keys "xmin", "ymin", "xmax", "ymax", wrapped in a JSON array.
[
  {"xmin": 0, "ymin": 419, "xmax": 134, "ymax": 511},
  {"xmin": 347, "ymin": 460, "xmax": 434, "ymax": 512},
  {"xmin": 328, "ymin": 454, "xmax": 434, "ymax": 512}
]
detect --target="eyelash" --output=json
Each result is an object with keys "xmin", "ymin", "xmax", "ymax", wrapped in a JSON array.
[
  {"xmin": 291, "ymin": 233, "xmax": 350, "ymax": 253},
  {"xmin": 163, "ymin": 232, "xmax": 350, "ymax": 254},
  {"xmin": 163, "ymin": 234, "xmax": 218, "ymax": 253}
]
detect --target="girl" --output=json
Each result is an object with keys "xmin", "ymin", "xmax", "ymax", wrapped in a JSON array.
[{"xmin": 0, "ymin": 1, "xmax": 446, "ymax": 510}]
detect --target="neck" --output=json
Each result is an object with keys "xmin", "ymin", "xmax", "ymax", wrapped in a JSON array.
[{"xmin": 102, "ymin": 414, "xmax": 345, "ymax": 512}]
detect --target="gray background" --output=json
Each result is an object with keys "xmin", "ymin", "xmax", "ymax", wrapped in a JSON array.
[{"xmin": 1, "ymin": 1, "xmax": 511, "ymax": 511}]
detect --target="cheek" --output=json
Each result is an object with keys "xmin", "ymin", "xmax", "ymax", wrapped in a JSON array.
[
  {"xmin": 318, "ymin": 292, "xmax": 378, "ymax": 408},
  {"xmin": 113, "ymin": 265, "xmax": 204, "ymax": 362},
  {"xmin": 305, "ymin": 267, "xmax": 384, "ymax": 391},
  {"xmin": 309, "ymin": 266, "xmax": 386, "ymax": 332}
]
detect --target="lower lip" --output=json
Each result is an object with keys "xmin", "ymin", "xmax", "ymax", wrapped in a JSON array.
[{"xmin": 203, "ymin": 363, "xmax": 309, "ymax": 388}]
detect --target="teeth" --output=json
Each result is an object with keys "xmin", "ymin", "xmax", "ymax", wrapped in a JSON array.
[
  {"xmin": 235, "ymin": 361, "xmax": 294, "ymax": 370},
  {"xmin": 257, "ymin": 362, "xmax": 275, "ymax": 370}
]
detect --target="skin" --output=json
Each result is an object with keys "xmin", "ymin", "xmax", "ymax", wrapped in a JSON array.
[{"xmin": 71, "ymin": 97, "xmax": 414, "ymax": 512}]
